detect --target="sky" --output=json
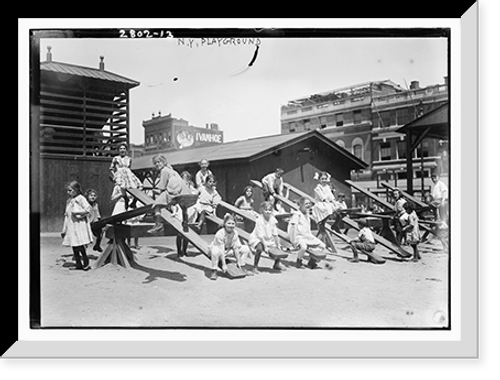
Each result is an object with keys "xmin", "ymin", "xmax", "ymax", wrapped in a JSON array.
[{"xmin": 38, "ymin": 33, "xmax": 448, "ymax": 145}]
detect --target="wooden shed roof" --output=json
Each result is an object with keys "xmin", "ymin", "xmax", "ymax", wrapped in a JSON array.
[
  {"xmin": 132, "ymin": 130, "xmax": 368, "ymax": 171},
  {"xmin": 41, "ymin": 60, "xmax": 140, "ymax": 88}
]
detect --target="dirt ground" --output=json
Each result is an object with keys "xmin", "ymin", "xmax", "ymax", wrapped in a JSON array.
[{"xmin": 39, "ymin": 230, "xmax": 449, "ymax": 329}]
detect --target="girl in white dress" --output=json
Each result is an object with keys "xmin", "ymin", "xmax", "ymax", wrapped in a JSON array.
[
  {"xmin": 194, "ymin": 174, "xmax": 222, "ymax": 232},
  {"xmin": 109, "ymin": 144, "xmax": 143, "ymax": 209},
  {"xmin": 311, "ymin": 172, "xmax": 338, "ymax": 231},
  {"xmin": 248, "ymin": 201, "xmax": 284, "ymax": 272},
  {"xmin": 234, "ymin": 186, "xmax": 257, "ymax": 214},
  {"xmin": 61, "ymin": 181, "xmax": 93, "ymax": 270},
  {"xmin": 400, "ymin": 201, "xmax": 421, "ymax": 262},
  {"xmin": 288, "ymin": 197, "xmax": 326, "ymax": 269},
  {"xmin": 208, "ymin": 214, "xmax": 251, "ymax": 280}
]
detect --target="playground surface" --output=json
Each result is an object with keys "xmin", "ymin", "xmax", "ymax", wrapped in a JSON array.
[{"xmin": 39, "ymin": 232, "xmax": 449, "ymax": 329}]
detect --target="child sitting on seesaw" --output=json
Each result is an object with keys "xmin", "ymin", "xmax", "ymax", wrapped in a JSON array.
[
  {"xmin": 311, "ymin": 171, "xmax": 339, "ymax": 232},
  {"xmin": 347, "ymin": 218, "xmax": 376, "ymax": 263},
  {"xmin": 147, "ymin": 154, "xmax": 191, "ymax": 234},
  {"xmin": 234, "ymin": 185, "xmax": 259, "ymax": 218},
  {"xmin": 194, "ymin": 174, "xmax": 222, "ymax": 232},
  {"xmin": 261, "ymin": 168, "xmax": 285, "ymax": 212},
  {"xmin": 208, "ymin": 213, "xmax": 252, "ymax": 281},
  {"xmin": 248, "ymin": 201, "xmax": 286, "ymax": 273},
  {"xmin": 287, "ymin": 197, "xmax": 326, "ymax": 269},
  {"xmin": 109, "ymin": 143, "xmax": 143, "ymax": 210},
  {"xmin": 195, "ymin": 159, "xmax": 213, "ymax": 189}
]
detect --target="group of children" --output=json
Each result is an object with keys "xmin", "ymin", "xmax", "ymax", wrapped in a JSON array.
[
  {"xmin": 61, "ymin": 144, "xmax": 424, "ymax": 275},
  {"xmin": 61, "ymin": 182, "xmax": 101, "ymax": 271}
]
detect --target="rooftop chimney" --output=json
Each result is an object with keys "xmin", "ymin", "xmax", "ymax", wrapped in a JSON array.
[
  {"xmin": 47, "ymin": 46, "xmax": 52, "ymax": 62},
  {"xmin": 99, "ymin": 56, "xmax": 105, "ymax": 71},
  {"xmin": 410, "ymin": 80, "xmax": 420, "ymax": 90},
  {"xmin": 444, "ymin": 76, "xmax": 448, "ymax": 85}
]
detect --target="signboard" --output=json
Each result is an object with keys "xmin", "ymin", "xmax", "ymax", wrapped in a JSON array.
[{"xmin": 173, "ymin": 125, "xmax": 224, "ymax": 150}]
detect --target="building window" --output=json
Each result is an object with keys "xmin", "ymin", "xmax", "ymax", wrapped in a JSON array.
[
  {"xmin": 303, "ymin": 119, "xmax": 311, "ymax": 130},
  {"xmin": 397, "ymin": 107, "xmax": 411, "ymax": 126},
  {"xmin": 397, "ymin": 140, "xmax": 407, "ymax": 159},
  {"xmin": 353, "ymin": 144, "xmax": 363, "ymax": 160},
  {"xmin": 351, "ymin": 137, "xmax": 364, "ymax": 160},
  {"xmin": 336, "ymin": 139, "xmax": 346, "ymax": 149},
  {"xmin": 416, "ymin": 140, "xmax": 430, "ymax": 158},
  {"xmin": 344, "ymin": 111, "xmax": 353, "ymax": 125},
  {"xmin": 326, "ymin": 115, "xmax": 336, "ymax": 125},
  {"xmin": 388, "ymin": 110, "xmax": 397, "ymax": 126},
  {"xmin": 353, "ymin": 110, "xmax": 363, "ymax": 124},
  {"xmin": 335, "ymin": 113, "xmax": 343, "ymax": 127},
  {"xmin": 379, "ymin": 141, "xmax": 392, "ymax": 161},
  {"xmin": 397, "ymin": 171, "xmax": 407, "ymax": 180},
  {"xmin": 376, "ymin": 110, "xmax": 391, "ymax": 128}
]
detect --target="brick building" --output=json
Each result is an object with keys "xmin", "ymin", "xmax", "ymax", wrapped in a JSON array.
[
  {"xmin": 280, "ymin": 78, "xmax": 449, "ymax": 200},
  {"xmin": 143, "ymin": 113, "xmax": 223, "ymax": 153}
]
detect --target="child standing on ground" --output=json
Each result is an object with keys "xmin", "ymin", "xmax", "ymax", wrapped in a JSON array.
[
  {"xmin": 287, "ymin": 197, "xmax": 326, "ymax": 269},
  {"xmin": 400, "ymin": 201, "xmax": 421, "ymax": 262},
  {"xmin": 195, "ymin": 159, "xmax": 213, "ymax": 189},
  {"xmin": 347, "ymin": 218, "xmax": 376, "ymax": 263},
  {"xmin": 392, "ymin": 188, "xmax": 407, "ymax": 245},
  {"xmin": 311, "ymin": 171, "xmax": 338, "ymax": 232},
  {"xmin": 61, "ymin": 181, "xmax": 93, "ymax": 271},
  {"xmin": 194, "ymin": 174, "xmax": 222, "ymax": 232},
  {"xmin": 109, "ymin": 144, "xmax": 143, "ymax": 209},
  {"xmin": 173, "ymin": 171, "xmax": 200, "ymax": 256},
  {"xmin": 208, "ymin": 214, "xmax": 252, "ymax": 280},
  {"xmin": 248, "ymin": 201, "xmax": 284, "ymax": 273},
  {"xmin": 110, "ymin": 184, "xmax": 140, "ymax": 247},
  {"xmin": 85, "ymin": 189, "xmax": 103, "ymax": 252}
]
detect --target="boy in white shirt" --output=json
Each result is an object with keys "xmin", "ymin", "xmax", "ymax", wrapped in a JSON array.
[
  {"xmin": 261, "ymin": 168, "xmax": 285, "ymax": 211},
  {"xmin": 287, "ymin": 197, "xmax": 326, "ymax": 269},
  {"xmin": 347, "ymin": 218, "xmax": 376, "ymax": 263},
  {"xmin": 430, "ymin": 172, "xmax": 449, "ymax": 222}
]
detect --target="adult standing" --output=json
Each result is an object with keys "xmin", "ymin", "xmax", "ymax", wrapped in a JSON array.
[{"xmin": 430, "ymin": 172, "xmax": 449, "ymax": 222}]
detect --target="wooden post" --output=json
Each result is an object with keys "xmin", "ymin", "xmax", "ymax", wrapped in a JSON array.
[
  {"xmin": 406, "ymin": 130, "xmax": 413, "ymax": 194},
  {"xmin": 125, "ymin": 90, "xmax": 130, "ymax": 148},
  {"xmin": 83, "ymin": 87, "xmax": 87, "ymax": 156},
  {"xmin": 420, "ymin": 141, "xmax": 425, "ymax": 196}
]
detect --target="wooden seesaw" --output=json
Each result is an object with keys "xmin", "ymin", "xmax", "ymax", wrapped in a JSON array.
[
  {"xmin": 203, "ymin": 212, "xmax": 289, "ymax": 272},
  {"xmin": 283, "ymin": 180, "xmax": 411, "ymax": 260},
  {"xmin": 89, "ymin": 189, "xmax": 246, "ymax": 279},
  {"xmin": 346, "ymin": 180, "xmax": 447, "ymax": 250},
  {"xmin": 249, "ymin": 180, "xmax": 330, "ymax": 267},
  {"xmin": 379, "ymin": 181, "xmax": 448, "ymax": 250},
  {"xmin": 258, "ymin": 181, "xmax": 387, "ymax": 264}
]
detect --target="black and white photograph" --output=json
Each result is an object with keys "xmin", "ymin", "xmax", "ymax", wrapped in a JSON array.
[{"xmin": 28, "ymin": 25, "xmax": 454, "ymax": 331}]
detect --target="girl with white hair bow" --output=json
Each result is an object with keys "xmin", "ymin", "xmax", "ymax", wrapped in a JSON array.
[{"xmin": 311, "ymin": 171, "xmax": 339, "ymax": 231}]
